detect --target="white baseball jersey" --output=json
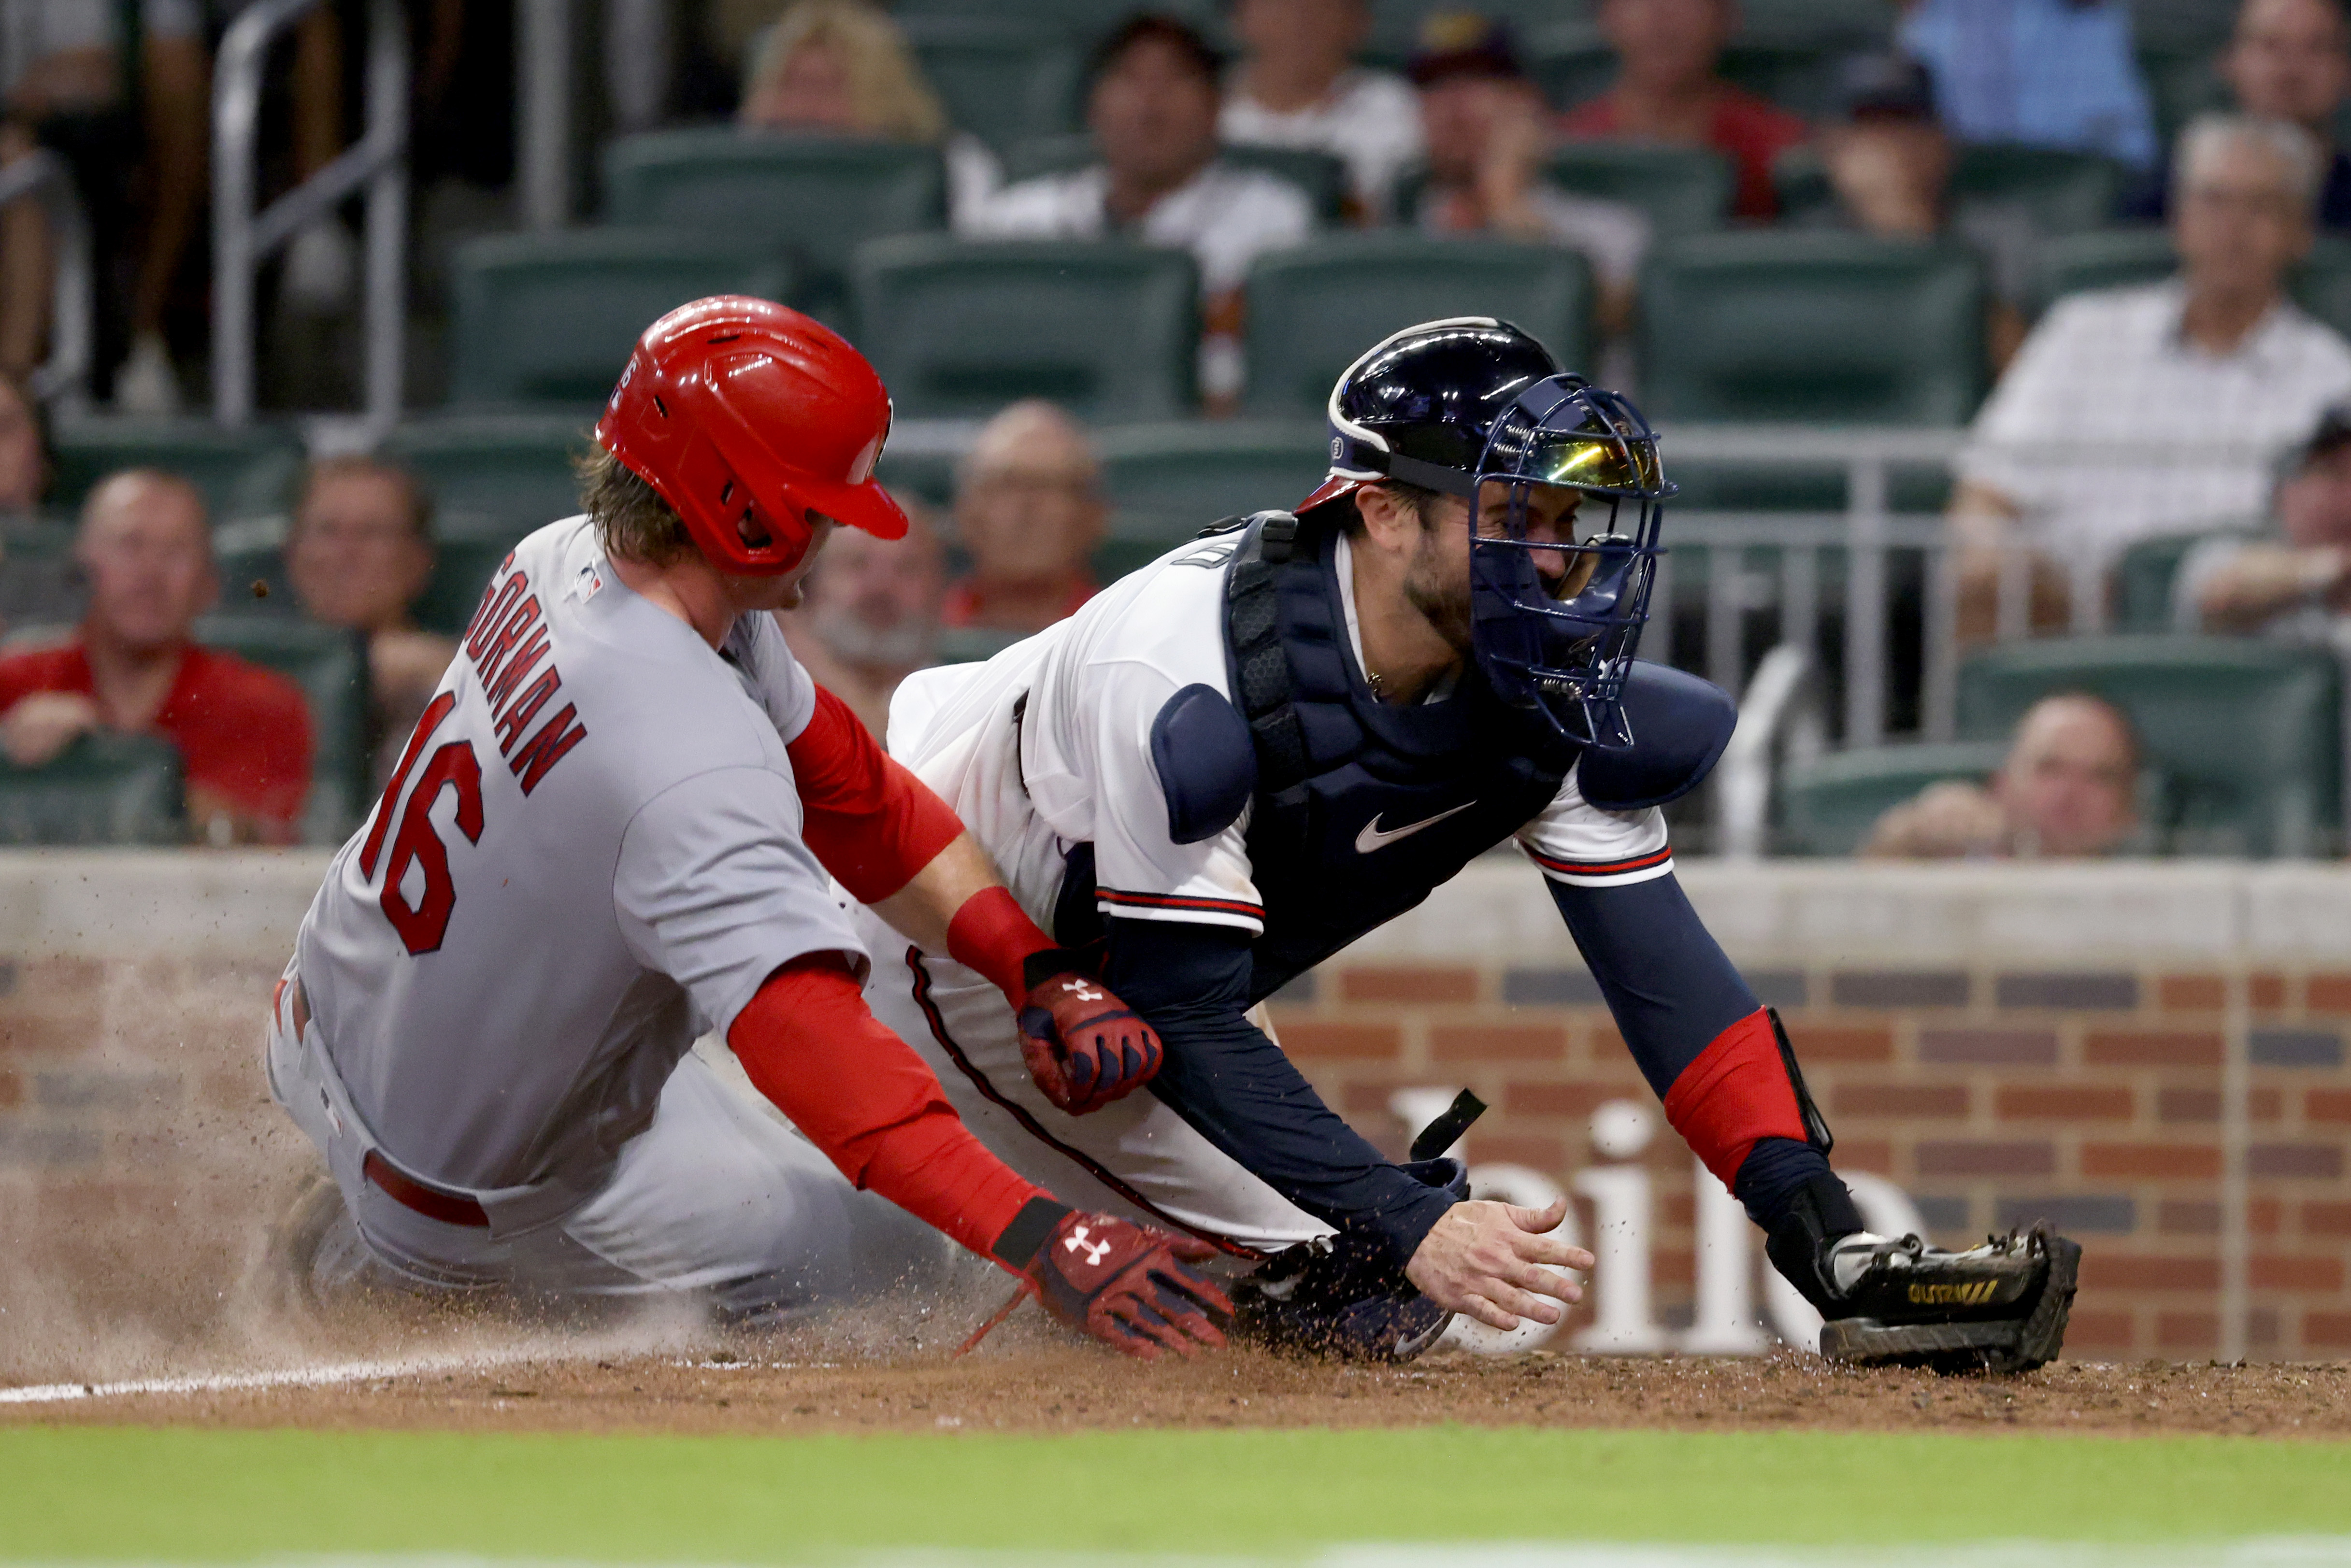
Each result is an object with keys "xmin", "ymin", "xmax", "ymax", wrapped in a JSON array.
[
  {"xmin": 886, "ymin": 528, "xmax": 1673, "ymax": 942},
  {"xmin": 293, "ymin": 516, "xmax": 863, "ymax": 1214}
]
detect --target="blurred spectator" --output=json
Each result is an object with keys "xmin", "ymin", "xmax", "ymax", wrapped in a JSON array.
[
  {"xmin": 778, "ymin": 493, "xmax": 944, "ymax": 739},
  {"xmin": 2177, "ymin": 403, "xmax": 2351, "ymax": 637},
  {"xmin": 1863, "ymin": 692, "xmax": 2141, "ymax": 858},
  {"xmin": 738, "ymin": 0, "xmax": 947, "ymax": 141},
  {"xmin": 283, "ymin": 456, "xmax": 455, "ymax": 787},
  {"xmin": 2130, "ymin": 0, "xmax": 2351, "ymax": 227},
  {"xmin": 0, "ymin": 470, "xmax": 312, "ymax": 843},
  {"xmin": 946, "ymin": 401, "xmax": 1104, "ymax": 635},
  {"xmin": 1812, "ymin": 51, "xmax": 2034, "ymax": 368},
  {"xmin": 0, "ymin": 367, "xmax": 43, "ymax": 515},
  {"xmin": 1219, "ymin": 0, "xmax": 1423, "ymax": 220},
  {"xmin": 0, "ymin": 0, "xmax": 210, "ymax": 411},
  {"xmin": 1407, "ymin": 17, "xmax": 1649, "ymax": 338},
  {"xmin": 735, "ymin": 0, "xmax": 1005, "ymax": 220},
  {"xmin": 960, "ymin": 15, "xmax": 1314, "ymax": 409},
  {"xmin": 1556, "ymin": 0, "xmax": 1809, "ymax": 221},
  {"xmin": 0, "ymin": 370, "xmax": 77, "ymax": 634},
  {"xmin": 1948, "ymin": 114, "xmax": 2351, "ymax": 643},
  {"xmin": 1897, "ymin": 0, "xmax": 2158, "ymax": 171}
]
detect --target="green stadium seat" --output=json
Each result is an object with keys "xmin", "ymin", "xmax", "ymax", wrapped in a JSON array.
[
  {"xmin": 600, "ymin": 130, "xmax": 943, "ymax": 320},
  {"xmin": 1639, "ymin": 232, "xmax": 1987, "ymax": 424},
  {"xmin": 2290, "ymin": 238, "xmax": 2351, "ymax": 340},
  {"xmin": 996, "ymin": 137, "xmax": 1345, "ymax": 224},
  {"xmin": 903, "ymin": 17, "xmax": 1080, "ymax": 153},
  {"xmin": 383, "ymin": 415, "xmax": 593, "ymax": 544},
  {"xmin": 2138, "ymin": 47, "xmax": 2228, "ymax": 145},
  {"xmin": 448, "ymin": 229, "xmax": 795, "ymax": 409},
  {"xmin": 889, "ymin": 0, "xmax": 1216, "ymax": 44},
  {"xmin": 2035, "ymin": 230, "xmax": 2351, "ymax": 332},
  {"xmin": 2113, "ymin": 530, "xmax": 2222, "ymax": 632},
  {"xmin": 995, "ymin": 131, "xmax": 1093, "ymax": 184},
  {"xmin": 1950, "ymin": 145, "xmax": 2129, "ymax": 235},
  {"xmin": 213, "ymin": 530, "xmax": 505, "ymax": 644},
  {"xmin": 1778, "ymin": 740, "xmax": 2010, "ymax": 856},
  {"xmin": 413, "ymin": 537, "xmax": 513, "ymax": 637},
  {"xmin": 1732, "ymin": 0, "xmax": 1890, "ymax": 47},
  {"xmin": 1096, "ymin": 420, "xmax": 1329, "ymax": 549},
  {"xmin": 1955, "ymin": 634, "xmax": 2342, "ymax": 857},
  {"xmin": 1720, "ymin": 43, "xmax": 1844, "ymax": 120},
  {"xmin": 849, "ymin": 236, "xmax": 1199, "ymax": 419},
  {"xmin": 195, "ymin": 616, "xmax": 372, "ymax": 844},
  {"xmin": 49, "ymin": 418, "xmax": 302, "ymax": 526},
  {"xmin": 0, "ymin": 732, "xmax": 184, "ymax": 845},
  {"xmin": 1219, "ymin": 145, "xmax": 1349, "ymax": 225},
  {"xmin": 1371, "ymin": 0, "xmax": 1592, "ymax": 65},
  {"xmin": 2030, "ymin": 228, "xmax": 2172, "ymax": 314},
  {"xmin": 934, "ymin": 624, "xmax": 1025, "ymax": 665},
  {"xmin": 1546, "ymin": 142, "xmax": 1735, "ymax": 240},
  {"xmin": 1241, "ymin": 236, "xmax": 1593, "ymax": 416},
  {"xmin": 873, "ymin": 447, "xmax": 960, "ymax": 510},
  {"xmin": 1525, "ymin": 27, "xmax": 1613, "ymax": 112}
]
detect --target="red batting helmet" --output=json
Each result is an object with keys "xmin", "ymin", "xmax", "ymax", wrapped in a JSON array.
[{"xmin": 594, "ymin": 296, "xmax": 907, "ymax": 576}]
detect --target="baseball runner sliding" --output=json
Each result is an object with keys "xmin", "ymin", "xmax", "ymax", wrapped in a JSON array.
[{"xmin": 266, "ymin": 299, "xmax": 1226, "ymax": 1360}]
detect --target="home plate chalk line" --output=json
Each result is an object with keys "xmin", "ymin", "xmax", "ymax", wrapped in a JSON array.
[{"xmin": 0, "ymin": 1338, "xmax": 645, "ymax": 1406}]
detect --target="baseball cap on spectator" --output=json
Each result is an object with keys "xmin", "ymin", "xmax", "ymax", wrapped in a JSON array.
[
  {"xmin": 1407, "ymin": 13, "xmax": 1523, "ymax": 87},
  {"xmin": 1832, "ymin": 51, "xmax": 1938, "ymax": 124},
  {"xmin": 1088, "ymin": 13, "xmax": 1225, "ymax": 86}
]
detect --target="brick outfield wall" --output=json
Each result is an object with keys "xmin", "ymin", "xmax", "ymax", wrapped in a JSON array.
[
  {"xmin": 1270, "ymin": 961, "xmax": 2351, "ymax": 1361},
  {"xmin": 2, "ymin": 853, "xmax": 2350, "ymax": 1370}
]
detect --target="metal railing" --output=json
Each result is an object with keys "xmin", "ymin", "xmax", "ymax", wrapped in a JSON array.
[
  {"xmin": 517, "ymin": 0, "xmax": 574, "ymax": 231},
  {"xmin": 212, "ymin": 0, "xmax": 408, "ymax": 427},
  {"xmin": 0, "ymin": 149, "xmax": 92, "ymax": 412}
]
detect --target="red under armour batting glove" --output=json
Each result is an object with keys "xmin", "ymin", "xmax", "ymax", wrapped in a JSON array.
[
  {"xmin": 947, "ymin": 886, "xmax": 1164, "ymax": 1115},
  {"xmin": 1023, "ymin": 1208, "xmax": 1232, "ymax": 1360},
  {"xmin": 1017, "ymin": 955, "xmax": 1164, "ymax": 1115}
]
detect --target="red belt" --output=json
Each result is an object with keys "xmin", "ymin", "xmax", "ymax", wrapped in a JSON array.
[
  {"xmin": 363, "ymin": 1150, "xmax": 491, "ymax": 1228},
  {"xmin": 277, "ymin": 969, "xmax": 492, "ymax": 1230}
]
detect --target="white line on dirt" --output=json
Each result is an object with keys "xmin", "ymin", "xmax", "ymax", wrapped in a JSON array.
[{"xmin": 0, "ymin": 1342, "xmax": 602, "ymax": 1406}]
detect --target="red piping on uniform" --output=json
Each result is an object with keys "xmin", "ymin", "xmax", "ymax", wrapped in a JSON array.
[{"xmin": 905, "ymin": 946, "xmax": 1263, "ymax": 1262}]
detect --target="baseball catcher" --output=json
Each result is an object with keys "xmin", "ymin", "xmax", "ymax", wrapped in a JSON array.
[{"xmin": 855, "ymin": 318, "xmax": 2080, "ymax": 1373}]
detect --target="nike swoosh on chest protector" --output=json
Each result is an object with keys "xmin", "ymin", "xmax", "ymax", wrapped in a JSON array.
[{"xmin": 1354, "ymin": 801, "xmax": 1478, "ymax": 854}]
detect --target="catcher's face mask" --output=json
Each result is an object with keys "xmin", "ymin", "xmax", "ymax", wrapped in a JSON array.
[{"xmin": 1461, "ymin": 378, "xmax": 1671, "ymax": 749}]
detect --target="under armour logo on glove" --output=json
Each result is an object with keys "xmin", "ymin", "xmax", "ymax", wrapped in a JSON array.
[
  {"xmin": 1018, "ymin": 970, "xmax": 1165, "ymax": 1116},
  {"xmin": 1064, "ymin": 1224, "xmax": 1114, "ymax": 1268},
  {"xmin": 1028, "ymin": 1211, "xmax": 1233, "ymax": 1361}
]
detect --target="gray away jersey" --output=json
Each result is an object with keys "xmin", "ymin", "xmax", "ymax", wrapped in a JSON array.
[{"xmin": 295, "ymin": 516, "xmax": 864, "ymax": 1206}]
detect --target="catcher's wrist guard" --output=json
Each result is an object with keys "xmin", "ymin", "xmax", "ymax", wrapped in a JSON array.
[{"xmin": 1768, "ymin": 1172, "xmax": 2083, "ymax": 1375}]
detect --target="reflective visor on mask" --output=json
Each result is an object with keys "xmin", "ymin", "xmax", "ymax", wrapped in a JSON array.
[{"xmin": 1482, "ymin": 385, "xmax": 1669, "ymax": 499}]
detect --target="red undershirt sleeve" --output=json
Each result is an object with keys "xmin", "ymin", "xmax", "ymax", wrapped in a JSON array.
[
  {"xmin": 727, "ymin": 951, "xmax": 1046, "ymax": 1267},
  {"xmin": 784, "ymin": 683, "xmax": 963, "ymax": 904}
]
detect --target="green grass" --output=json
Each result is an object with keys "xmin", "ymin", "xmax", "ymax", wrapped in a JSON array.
[{"xmin": 3, "ymin": 1424, "xmax": 2349, "ymax": 1560}]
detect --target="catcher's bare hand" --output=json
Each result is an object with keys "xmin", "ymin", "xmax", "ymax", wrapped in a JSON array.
[{"xmin": 1404, "ymin": 1197, "xmax": 1592, "ymax": 1332}]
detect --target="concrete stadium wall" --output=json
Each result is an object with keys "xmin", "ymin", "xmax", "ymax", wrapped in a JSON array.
[{"xmin": 0, "ymin": 853, "xmax": 2345, "ymax": 1374}]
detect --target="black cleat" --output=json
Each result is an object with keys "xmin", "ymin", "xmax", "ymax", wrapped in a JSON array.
[
  {"xmin": 1230, "ymin": 1156, "xmax": 1464, "ymax": 1362},
  {"xmin": 1767, "ymin": 1172, "xmax": 2082, "ymax": 1375}
]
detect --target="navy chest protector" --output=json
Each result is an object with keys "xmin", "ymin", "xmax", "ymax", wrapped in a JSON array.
[{"xmin": 1060, "ymin": 511, "xmax": 1736, "ymax": 1003}]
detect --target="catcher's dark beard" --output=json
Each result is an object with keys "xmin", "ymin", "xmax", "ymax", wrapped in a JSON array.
[{"xmin": 1405, "ymin": 527, "xmax": 1475, "ymax": 656}]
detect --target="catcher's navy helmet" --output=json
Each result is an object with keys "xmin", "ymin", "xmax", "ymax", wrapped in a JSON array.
[{"xmin": 1297, "ymin": 317, "xmax": 1674, "ymax": 750}]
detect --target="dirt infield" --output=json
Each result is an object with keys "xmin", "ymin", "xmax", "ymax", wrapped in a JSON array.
[{"xmin": 13, "ymin": 1323, "xmax": 2350, "ymax": 1441}]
